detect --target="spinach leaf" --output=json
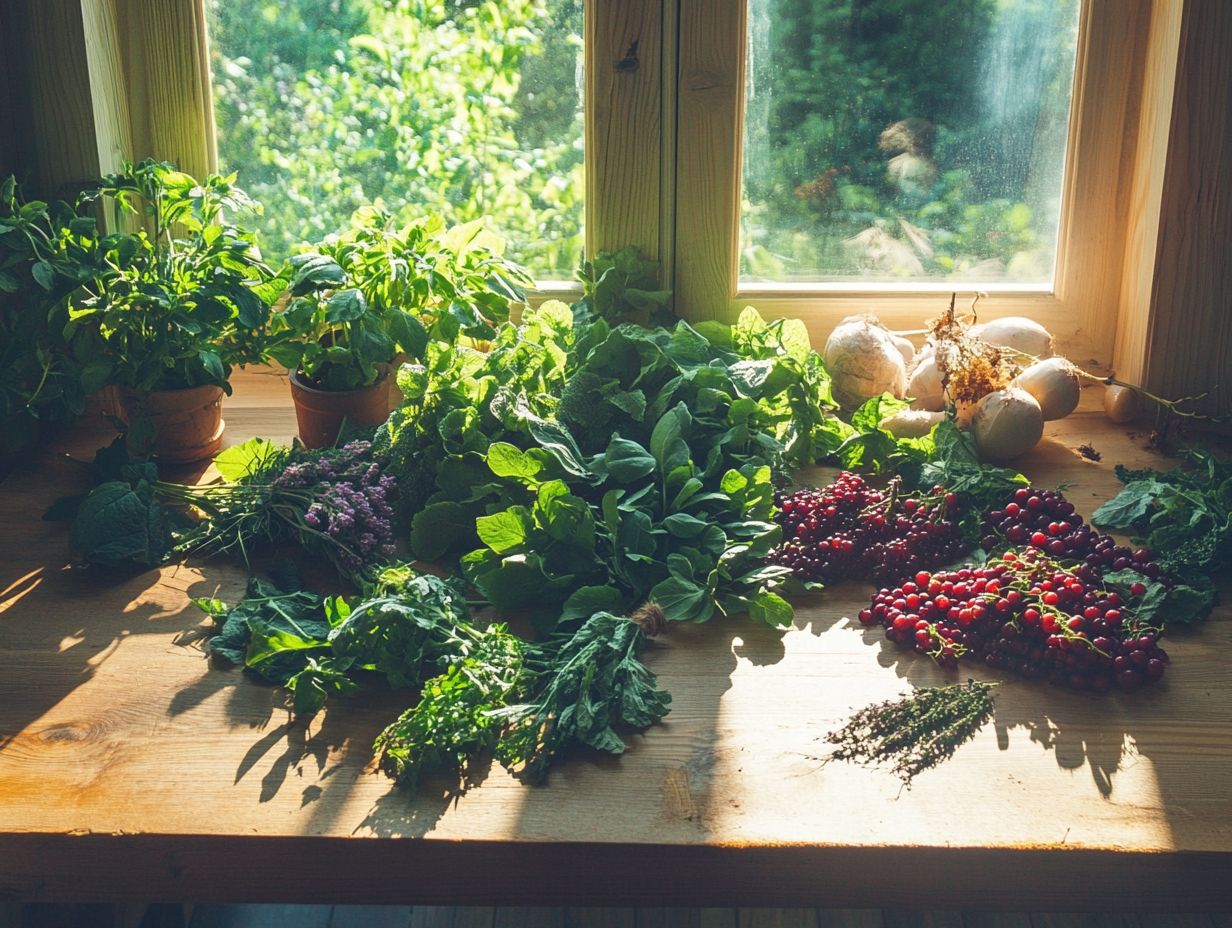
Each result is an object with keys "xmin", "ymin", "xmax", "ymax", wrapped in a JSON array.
[{"xmin": 69, "ymin": 480, "xmax": 172, "ymax": 568}]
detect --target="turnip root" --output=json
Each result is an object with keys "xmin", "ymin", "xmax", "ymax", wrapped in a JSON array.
[
  {"xmin": 880, "ymin": 408, "xmax": 944, "ymax": 439},
  {"xmin": 823, "ymin": 316, "xmax": 907, "ymax": 409},
  {"xmin": 971, "ymin": 388, "xmax": 1044, "ymax": 460},
  {"xmin": 969, "ymin": 316, "xmax": 1054, "ymax": 359},
  {"xmin": 907, "ymin": 356, "xmax": 945, "ymax": 411},
  {"xmin": 890, "ymin": 333, "xmax": 916, "ymax": 367},
  {"xmin": 1012, "ymin": 357, "xmax": 1080, "ymax": 421},
  {"xmin": 1104, "ymin": 384, "xmax": 1139, "ymax": 423}
]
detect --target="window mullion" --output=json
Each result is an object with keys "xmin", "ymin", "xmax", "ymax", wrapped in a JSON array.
[{"xmin": 584, "ymin": 0, "xmax": 669, "ymax": 270}]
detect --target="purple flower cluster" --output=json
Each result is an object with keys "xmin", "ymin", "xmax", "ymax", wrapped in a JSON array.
[{"xmin": 275, "ymin": 440, "xmax": 398, "ymax": 571}]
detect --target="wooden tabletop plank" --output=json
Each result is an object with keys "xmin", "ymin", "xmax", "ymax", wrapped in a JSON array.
[{"xmin": 0, "ymin": 375, "xmax": 1229, "ymax": 908}]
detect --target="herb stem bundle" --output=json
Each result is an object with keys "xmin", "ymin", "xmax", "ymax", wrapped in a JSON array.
[{"xmin": 826, "ymin": 679, "xmax": 997, "ymax": 785}]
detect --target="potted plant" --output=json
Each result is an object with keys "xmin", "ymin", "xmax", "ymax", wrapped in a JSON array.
[
  {"xmin": 45, "ymin": 160, "xmax": 281, "ymax": 462},
  {"xmin": 269, "ymin": 207, "xmax": 529, "ymax": 448}
]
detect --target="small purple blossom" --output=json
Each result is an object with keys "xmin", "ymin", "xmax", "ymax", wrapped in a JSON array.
[{"xmin": 273, "ymin": 441, "xmax": 398, "ymax": 575}]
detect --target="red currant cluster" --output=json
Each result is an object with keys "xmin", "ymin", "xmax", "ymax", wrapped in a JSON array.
[
  {"xmin": 981, "ymin": 487, "xmax": 1164, "ymax": 582},
  {"xmin": 771, "ymin": 473, "xmax": 967, "ymax": 585},
  {"xmin": 858, "ymin": 549, "xmax": 1168, "ymax": 692}
]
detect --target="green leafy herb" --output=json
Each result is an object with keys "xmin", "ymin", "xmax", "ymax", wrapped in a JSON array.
[
  {"xmin": 268, "ymin": 209, "xmax": 529, "ymax": 390},
  {"xmin": 493, "ymin": 611, "xmax": 671, "ymax": 782},
  {"xmin": 1092, "ymin": 447, "xmax": 1228, "ymax": 623}
]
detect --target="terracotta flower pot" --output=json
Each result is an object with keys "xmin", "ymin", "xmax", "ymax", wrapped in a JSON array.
[
  {"xmin": 117, "ymin": 384, "xmax": 226, "ymax": 464},
  {"xmin": 289, "ymin": 365, "xmax": 392, "ymax": 449}
]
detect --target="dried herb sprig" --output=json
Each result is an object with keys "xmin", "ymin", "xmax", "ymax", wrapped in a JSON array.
[{"xmin": 826, "ymin": 679, "xmax": 997, "ymax": 785}]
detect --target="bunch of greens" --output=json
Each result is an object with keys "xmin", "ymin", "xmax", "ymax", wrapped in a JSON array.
[
  {"xmin": 268, "ymin": 209, "xmax": 530, "ymax": 391},
  {"xmin": 0, "ymin": 178, "xmax": 93, "ymax": 471},
  {"xmin": 380, "ymin": 303, "xmax": 858, "ymax": 629},
  {"xmin": 199, "ymin": 564, "xmax": 669, "ymax": 787},
  {"xmin": 573, "ymin": 246, "xmax": 673, "ymax": 327},
  {"xmin": 65, "ymin": 436, "xmax": 398, "ymax": 582},
  {"xmin": 44, "ymin": 160, "xmax": 281, "ymax": 394},
  {"xmin": 1091, "ymin": 447, "xmax": 1227, "ymax": 623}
]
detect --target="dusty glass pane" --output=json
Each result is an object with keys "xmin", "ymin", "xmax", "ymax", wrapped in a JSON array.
[
  {"xmin": 207, "ymin": 0, "xmax": 584, "ymax": 280},
  {"xmin": 741, "ymin": 0, "xmax": 1081, "ymax": 284}
]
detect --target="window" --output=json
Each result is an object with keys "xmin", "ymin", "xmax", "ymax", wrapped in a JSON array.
[
  {"xmin": 674, "ymin": 0, "xmax": 1155, "ymax": 371},
  {"xmin": 206, "ymin": 0, "xmax": 585, "ymax": 281},
  {"xmin": 196, "ymin": 0, "xmax": 1162, "ymax": 364},
  {"xmin": 741, "ymin": 0, "xmax": 1081, "ymax": 285}
]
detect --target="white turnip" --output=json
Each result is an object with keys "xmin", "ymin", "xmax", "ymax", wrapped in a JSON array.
[
  {"xmin": 969, "ymin": 316, "xmax": 1054, "ymax": 359},
  {"xmin": 890, "ymin": 333, "xmax": 916, "ymax": 367},
  {"xmin": 822, "ymin": 316, "xmax": 908, "ymax": 409},
  {"xmin": 1012, "ymin": 357, "xmax": 1080, "ymax": 421},
  {"xmin": 906, "ymin": 356, "xmax": 945, "ymax": 411},
  {"xmin": 971, "ymin": 388, "xmax": 1044, "ymax": 460},
  {"xmin": 1104, "ymin": 384, "xmax": 1139, "ymax": 423},
  {"xmin": 880, "ymin": 409, "xmax": 945, "ymax": 439}
]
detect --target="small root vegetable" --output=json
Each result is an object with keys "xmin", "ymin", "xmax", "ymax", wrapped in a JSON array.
[
  {"xmin": 880, "ymin": 409, "xmax": 945, "ymax": 439},
  {"xmin": 823, "ymin": 316, "xmax": 908, "ymax": 409},
  {"xmin": 890, "ymin": 333, "xmax": 916, "ymax": 367},
  {"xmin": 969, "ymin": 316, "xmax": 1054, "ymax": 359},
  {"xmin": 907, "ymin": 356, "xmax": 945, "ymax": 411},
  {"xmin": 1012, "ymin": 357, "xmax": 1080, "ymax": 421},
  {"xmin": 971, "ymin": 388, "xmax": 1044, "ymax": 460},
  {"xmin": 1104, "ymin": 384, "xmax": 1139, "ymax": 423}
]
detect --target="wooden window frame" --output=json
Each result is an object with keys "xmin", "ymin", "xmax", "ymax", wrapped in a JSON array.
[
  {"xmin": 5, "ymin": 0, "xmax": 1227, "ymax": 413},
  {"xmin": 671, "ymin": 0, "xmax": 1178, "ymax": 374}
]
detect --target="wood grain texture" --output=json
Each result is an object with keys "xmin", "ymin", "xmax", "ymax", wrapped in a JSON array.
[
  {"xmin": 12, "ymin": 0, "xmax": 99, "ymax": 196},
  {"xmin": 964, "ymin": 916, "xmax": 1031, "ymax": 928},
  {"xmin": 0, "ymin": 4, "xmax": 18, "ymax": 178},
  {"xmin": 188, "ymin": 906, "xmax": 331, "ymax": 928},
  {"xmin": 1137, "ymin": 0, "xmax": 1232, "ymax": 418},
  {"xmin": 673, "ymin": 0, "xmax": 745, "ymax": 324},
  {"xmin": 115, "ymin": 0, "xmax": 213, "ymax": 178},
  {"xmin": 80, "ymin": 0, "xmax": 134, "ymax": 179},
  {"xmin": 566, "ymin": 909, "xmax": 635, "ymax": 928},
  {"xmin": 883, "ymin": 916, "xmax": 961, "ymax": 928},
  {"xmin": 816, "ymin": 913, "xmax": 882, "ymax": 928},
  {"xmin": 328, "ymin": 906, "xmax": 413, "ymax": 928},
  {"xmin": 636, "ymin": 910, "xmax": 737, "ymax": 928},
  {"xmin": 1112, "ymin": 1, "xmax": 1184, "ymax": 386},
  {"xmin": 0, "ymin": 375, "xmax": 1230, "ymax": 908},
  {"xmin": 738, "ymin": 911, "xmax": 817, "ymax": 928},
  {"xmin": 585, "ymin": 0, "xmax": 663, "ymax": 261}
]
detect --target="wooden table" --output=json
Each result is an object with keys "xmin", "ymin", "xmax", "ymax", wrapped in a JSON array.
[{"xmin": 1, "ymin": 372, "xmax": 1230, "ymax": 910}]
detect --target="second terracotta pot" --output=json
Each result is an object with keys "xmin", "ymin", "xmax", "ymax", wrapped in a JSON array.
[
  {"xmin": 117, "ymin": 383, "xmax": 226, "ymax": 464},
  {"xmin": 289, "ymin": 366, "xmax": 392, "ymax": 449}
]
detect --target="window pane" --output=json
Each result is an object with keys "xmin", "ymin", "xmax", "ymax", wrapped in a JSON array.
[
  {"xmin": 741, "ymin": 0, "xmax": 1081, "ymax": 285},
  {"xmin": 207, "ymin": 0, "xmax": 584, "ymax": 280}
]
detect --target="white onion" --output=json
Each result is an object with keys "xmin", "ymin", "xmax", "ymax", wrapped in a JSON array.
[
  {"xmin": 969, "ymin": 316, "xmax": 1054, "ymax": 359},
  {"xmin": 907, "ymin": 356, "xmax": 945, "ymax": 411},
  {"xmin": 971, "ymin": 388, "xmax": 1044, "ymax": 460},
  {"xmin": 1012, "ymin": 357, "xmax": 1080, "ymax": 420},
  {"xmin": 880, "ymin": 409, "xmax": 945, "ymax": 439},
  {"xmin": 822, "ymin": 317, "xmax": 908, "ymax": 408}
]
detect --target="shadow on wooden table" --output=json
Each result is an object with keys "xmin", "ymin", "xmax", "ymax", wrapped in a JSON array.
[{"xmin": 856, "ymin": 610, "xmax": 1229, "ymax": 802}]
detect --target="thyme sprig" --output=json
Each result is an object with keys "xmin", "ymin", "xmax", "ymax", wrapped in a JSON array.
[{"xmin": 826, "ymin": 679, "xmax": 997, "ymax": 785}]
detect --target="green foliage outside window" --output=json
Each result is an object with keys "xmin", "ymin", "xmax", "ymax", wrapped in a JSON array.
[{"xmin": 207, "ymin": 0, "xmax": 584, "ymax": 278}]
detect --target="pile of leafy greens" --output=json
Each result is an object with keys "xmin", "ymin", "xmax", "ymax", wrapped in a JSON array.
[
  {"xmin": 1091, "ymin": 447, "xmax": 1227, "ymax": 624},
  {"xmin": 376, "ymin": 303, "xmax": 878, "ymax": 629},
  {"xmin": 197, "ymin": 563, "xmax": 670, "ymax": 788}
]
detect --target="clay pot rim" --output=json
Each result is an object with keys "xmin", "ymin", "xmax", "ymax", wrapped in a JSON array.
[
  {"xmin": 118, "ymin": 382, "xmax": 226, "ymax": 400},
  {"xmin": 288, "ymin": 363, "xmax": 390, "ymax": 397}
]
